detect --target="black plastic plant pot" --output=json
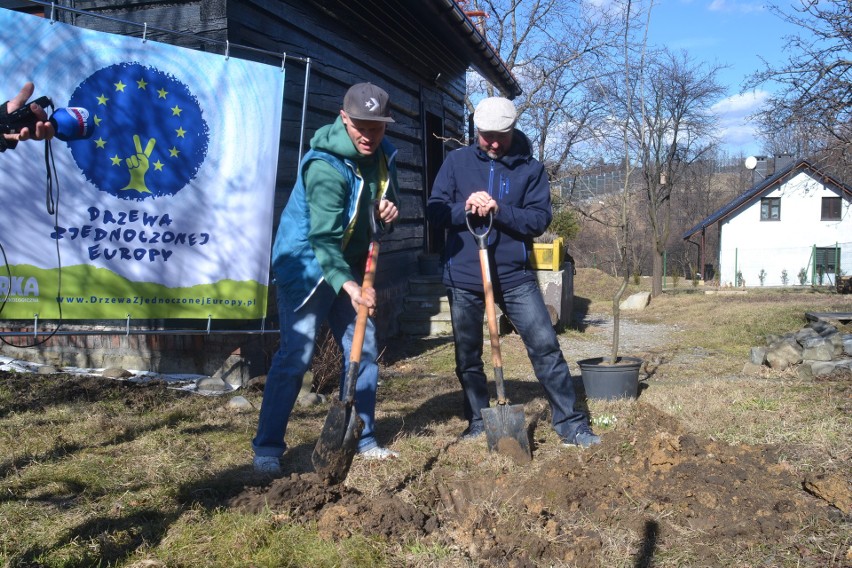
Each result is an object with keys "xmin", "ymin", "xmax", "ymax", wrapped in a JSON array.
[{"xmin": 577, "ymin": 356, "xmax": 643, "ymax": 400}]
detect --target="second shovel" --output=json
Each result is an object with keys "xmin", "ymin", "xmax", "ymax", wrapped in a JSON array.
[{"xmin": 466, "ymin": 211, "xmax": 532, "ymax": 464}]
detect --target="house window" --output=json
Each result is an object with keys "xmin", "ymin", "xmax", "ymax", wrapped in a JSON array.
[
  {"xmin": 760, "ymin": 197, "xmax": 780, "ymax": 221},
  {"xmin": 815, "ymin": 247, "xmax": 840, "ymax": 274},
  {"xmin": 821, "ymin": 197, "xmax": 841, "ymax": 220}
]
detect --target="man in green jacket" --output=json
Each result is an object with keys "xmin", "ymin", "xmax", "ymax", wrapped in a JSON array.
[{"xmin": 253, "ymin": 83, "xmax": 400, "ymax": 475}]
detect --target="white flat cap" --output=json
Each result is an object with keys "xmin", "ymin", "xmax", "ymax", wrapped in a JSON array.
[{"xmin": 474, "ymin": 97, "xmax": 517, "ymax": 133}]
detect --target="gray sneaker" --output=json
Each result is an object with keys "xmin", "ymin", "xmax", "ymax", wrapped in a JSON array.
[
  {"xmin": 253, "ymin": 455, "xmax": 282, "ymax": 475},
  {"xmin": 564, "ymin": 428, "xmax": 601, "ymax": 448}
]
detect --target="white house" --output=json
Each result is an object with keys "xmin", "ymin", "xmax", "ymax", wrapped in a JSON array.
[{"xmin": 683, "ymin": 157, "xmax": 852, "ymax": 287}]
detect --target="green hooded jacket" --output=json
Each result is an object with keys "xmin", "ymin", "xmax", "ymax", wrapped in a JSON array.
[{"xmin": 271, "ymin": 115, "xmax": 398, "ymax": 308}]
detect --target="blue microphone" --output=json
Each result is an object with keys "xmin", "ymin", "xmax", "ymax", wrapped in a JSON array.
[{"xmin": 50, "ymin": 107, "xmax": 95, "ymax": 141}]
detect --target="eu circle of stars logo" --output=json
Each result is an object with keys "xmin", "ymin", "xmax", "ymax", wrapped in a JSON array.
[{"xmin": 67, "ymin": 62, "xmax": 210, "ymax": 201}]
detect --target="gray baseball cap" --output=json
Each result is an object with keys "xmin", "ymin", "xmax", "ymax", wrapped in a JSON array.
[{"xmin": 343, "ymin": 82, "xmax": 395, "ymax": 123}]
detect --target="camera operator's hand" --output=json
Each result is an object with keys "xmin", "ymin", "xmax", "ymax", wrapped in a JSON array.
[{"xmin": 2, "ymin": 82, "xmax": 55, "ymax": 150}]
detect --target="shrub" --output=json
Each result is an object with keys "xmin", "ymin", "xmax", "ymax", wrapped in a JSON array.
[
  {"xmin": 797, "ymin": 267, "xmax": 807, "ymax": 285},
  {"xmin": 549, "ymin": 208, "xmax": 580, "ymax": 242},
  {"xmin": 311, "ymin": 326, "xmax": 342, "ymax": 394},
  {"xmin": 758, "ymin": 269, "xmax": 766, "ymax": 286},
  {"xmin": 781, "ymin": 269, "xmax": 789, "ymax": 286}
]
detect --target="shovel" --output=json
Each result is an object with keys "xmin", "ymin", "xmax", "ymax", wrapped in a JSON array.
[
  {"xmin": 466, "ymin": 211, "xmax": 532, "ymax": 464},
  {"xmin": 312, "ymin": 202, "xmax": 384, "ymax": 483}
]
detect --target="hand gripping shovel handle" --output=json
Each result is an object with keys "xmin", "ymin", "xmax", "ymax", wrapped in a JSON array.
[{"xmin": 466, "ymin": 211, "xmax": 506, "ymax": 403}]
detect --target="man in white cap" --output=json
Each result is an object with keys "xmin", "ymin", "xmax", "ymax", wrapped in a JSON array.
[
  {"xmin": 427, "ymin": 96, "xmax": 600, "ymax": 448},
  {"xmin": 253, "ymin": 82, "xmax": 400, "ymax": 474}
]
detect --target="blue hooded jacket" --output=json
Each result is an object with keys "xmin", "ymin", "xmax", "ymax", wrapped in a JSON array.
[{"xmin": 427, "ymin": 129, "xmax": 551, "ymax": 293}]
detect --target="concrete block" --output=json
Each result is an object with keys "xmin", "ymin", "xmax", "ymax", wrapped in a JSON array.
[
  {"xmin": 534, "ymin": 264, "xmax": 574, "ymax": 328},
  {"xmin": 211, "ymin": 354, "xmax": 251, "ymax": 388}
]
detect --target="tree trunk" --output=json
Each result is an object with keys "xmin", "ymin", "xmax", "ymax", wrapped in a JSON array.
[{"xmin": 652, "ymin": 248, "xmax": 663, "ymax": 297}]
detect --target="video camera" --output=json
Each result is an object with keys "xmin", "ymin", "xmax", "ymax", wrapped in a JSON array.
[{"xmin": 1, "ymin": 95, "xmax": 95, "ymax": 141}]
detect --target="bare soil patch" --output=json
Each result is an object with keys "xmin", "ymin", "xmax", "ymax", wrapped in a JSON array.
[
  {"xmin": 1, "ymin": 303, "xmax": 849, "ymax": 566},
  {"xmin": 224, "ymin": 398, "xmax": 846, "ymax": 566}
]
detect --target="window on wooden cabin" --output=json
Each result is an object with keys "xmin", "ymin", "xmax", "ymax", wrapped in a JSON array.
[
  {"xmin": 760, "ymin": 197, "xmax": 780, "ymax": 221},
  {"xmin": 821, "ymin": 196, "xmax": 841, "ymax": 221}
]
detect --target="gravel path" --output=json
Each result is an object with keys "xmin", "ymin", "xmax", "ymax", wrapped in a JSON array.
[{"xmin": 559, "ymin": 313, "xmax": 676, "ymax": 362}]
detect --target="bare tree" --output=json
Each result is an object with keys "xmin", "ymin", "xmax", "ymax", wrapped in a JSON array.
[
  {"xmin": 467, "ymin": 0, "xmax": 623, "ymax": 177},
  {"xmin": 603, "ymin": 49, "xmax": 725, "ymax": 296},
  {"xmin": 747, "ymin": 0, "xmax": 852, "ymax": 165}
]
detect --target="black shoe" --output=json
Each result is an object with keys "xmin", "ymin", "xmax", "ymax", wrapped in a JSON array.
[{"xmin": 459, "ymin": 423, "xmax": 485, "ymax": 440}]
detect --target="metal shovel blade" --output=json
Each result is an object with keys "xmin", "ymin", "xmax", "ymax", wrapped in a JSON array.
[
  {"xmin": 482, "ymin": 403, "xmax": 532, "ymax": 464},
  {"xmin": 312, "ymin": 399, "xmax": 364, "ymax": 483}
]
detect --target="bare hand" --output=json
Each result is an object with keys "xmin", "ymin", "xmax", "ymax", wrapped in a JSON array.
[
  {"xmin": 343, "ymin": 280, "xmax": 376, "ymax": 316},
  {"xmin": 465, "ymin": 191, "xmax": 498, "ymax": 217},
  {"xmin": 377, "ymin": 197, "xmax": 398, "ymax": 223},
  {"xmin": 4, "ymin": 82, "xmax": 55, "ymax": 142}
]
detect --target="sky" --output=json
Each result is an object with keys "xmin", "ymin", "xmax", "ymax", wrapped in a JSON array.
[{"xmin": 646, "ymin": 0, "xmax": 809, "ymax": 157}]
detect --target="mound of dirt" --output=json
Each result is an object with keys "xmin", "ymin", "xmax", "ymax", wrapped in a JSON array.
[
  {"xmin": 227, "ymin": 403, "xmax": 847, "ymax": 566},
  {"xmin": 229, "ymin": 472, "xmax": 437, "ymax": 541}
]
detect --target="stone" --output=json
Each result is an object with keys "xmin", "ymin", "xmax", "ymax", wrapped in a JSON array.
[
  {"xmin": 765, "ymin": 338, "xmax": 802, "ymax": 369},
  {"xmin": 196, "ymin": 376, "xmax": 230, "ymax": 392},
  {"xmin": 212, "ymin": 355, "xmax": 251, "ymax": 388},
  {"xmin": 829, "ymin": 333, "xmax": 845, "ymax": 357},
  {"xmin": 227, "ymin": 396, "xmax": 254, "ymax": 412},
  {"xmin": 300, "ymin": 371, "xmax": 314, "ymax": 396},
  {"xmin": 247, "ymin": 375, "xmax": 267, "ymax": 392},
  {"xmin": 297, "ymin": 392, "xmax": 325, "ymax": 407},
  {"xmin": 808, "ymin": 321, "xmax": 837, "ymax": 335},
  {"xmin": 796, "ymin": 363, "xmax": 814, "ymax": 381},
  {"xmin": 749, "ymin": 347, "xmax": 766, "ymax": 365},
  {"xmin": 758, "ymin": 321, "xmax": 852, "ymax": 379},
  {"xmin": 800, "ymin": 338, "xmax": 835, "ymax": 361},
  {"xmin": 102, "ymin": 367, "xmax": 132, "ymax": 379},
  {"xmin": 37, "ymin": 365, "xmax": 59, "ymax": 374},
  {"xmin": 810, "ymin": 361, "xmax": 841, "ymax": 377},
  {"xmin": 619, "ymin": 292, "xmax": 651, "ymax": 311},
  {"xmin": 794, "ymin": 327, "xmax": 820, "ymax": 343}
]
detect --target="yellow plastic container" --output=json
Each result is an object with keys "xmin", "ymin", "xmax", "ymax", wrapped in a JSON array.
[{"xmin": 530, "ymin": 237, "xmax": 563, "ymax": 271}]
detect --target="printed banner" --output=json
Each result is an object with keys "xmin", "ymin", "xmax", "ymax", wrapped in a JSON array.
[{"xmin": 0, "ymin": 8, "xmax": 284, "ymax": 320}]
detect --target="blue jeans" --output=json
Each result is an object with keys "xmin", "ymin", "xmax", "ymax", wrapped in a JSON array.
[
  {"xmin": 252, "ymin": 282, "xmax": 380, "ymax": 457},
  {"xmin": 447, "ymin": 280, "xmax": 588, "ymax": 441}
]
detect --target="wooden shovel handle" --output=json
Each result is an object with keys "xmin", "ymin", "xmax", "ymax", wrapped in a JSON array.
[
  {"xmin": 349, "ymin": 239, "xmax": 379, "ymax": 365},
  {"xmin": 468, "ymin": 211, "xmax": 506, "ymax": 403}
]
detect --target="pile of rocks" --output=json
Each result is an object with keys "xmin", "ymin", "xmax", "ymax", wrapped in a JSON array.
[{"xmin": 747, "ymin": 319, "xmax": 852, "ymax": 379}]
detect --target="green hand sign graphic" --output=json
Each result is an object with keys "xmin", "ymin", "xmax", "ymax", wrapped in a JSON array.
[{"xmin": 120, "ymin": 134, "xmax": 156, "ymax": 194}]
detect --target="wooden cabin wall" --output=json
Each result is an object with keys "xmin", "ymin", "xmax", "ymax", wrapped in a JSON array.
[
  {"xmin": 55, "ymin": 0, "xmax": 473, "ymax": 339},
  {"xmin": 229, "ymin": 0, "xmax": 469, "ymax": 337}
]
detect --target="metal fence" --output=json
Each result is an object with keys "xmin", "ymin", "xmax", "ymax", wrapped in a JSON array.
[{"xmin": 718, "ymin": 241, "xmax": 852, "ymax": 288}]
